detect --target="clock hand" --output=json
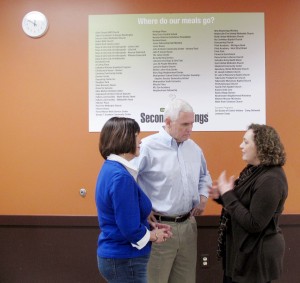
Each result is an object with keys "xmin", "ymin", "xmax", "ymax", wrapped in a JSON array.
[{"xmin": 28, "ymin": 19, "xmax": 36, "ymax": 26}]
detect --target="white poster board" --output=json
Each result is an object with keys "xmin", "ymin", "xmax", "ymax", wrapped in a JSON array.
[{"xmin": 89, "ymin": 13, "xmax": 265, "ymax": 131}]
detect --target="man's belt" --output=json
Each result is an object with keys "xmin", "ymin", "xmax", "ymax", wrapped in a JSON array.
[{"xmin": 154, "ymin": 212, "xmax": 191, "ymax": 223}]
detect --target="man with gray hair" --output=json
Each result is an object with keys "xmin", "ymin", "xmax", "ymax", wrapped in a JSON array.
[{"xmin": 133, "ymin": 98, "xmax": 212, "ymax": 283}]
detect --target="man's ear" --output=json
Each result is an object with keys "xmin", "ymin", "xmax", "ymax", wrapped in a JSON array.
[{"xmin": 165, "ymin": 117, "xmax": 171, "ymax": 127}]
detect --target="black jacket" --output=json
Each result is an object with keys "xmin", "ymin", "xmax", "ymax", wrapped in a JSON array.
[{"xmin": 220, "ymin": 166, "xmax": 288, "ymax": 283}]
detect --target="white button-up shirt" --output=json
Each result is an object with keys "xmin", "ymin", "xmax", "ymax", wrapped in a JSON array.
[{"xmin": 133, "ymin": 127, "xmax": 212, "ymax": 216}]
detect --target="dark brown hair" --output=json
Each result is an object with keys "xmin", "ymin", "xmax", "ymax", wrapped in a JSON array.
[
  {"xmin": 248, "ymin": 123, "xmax": 286, "ymax": 166},
  {"xmin": 99, "ymin": 117, "xmax": 140, "ymax": 160}
]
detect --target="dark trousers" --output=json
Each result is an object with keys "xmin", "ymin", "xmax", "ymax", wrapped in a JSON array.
[{"xmin": 223, "ymin": 274, "xmax": 271, "ymax": 283}]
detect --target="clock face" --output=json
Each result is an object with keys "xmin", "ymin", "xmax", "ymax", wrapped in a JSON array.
[{"xmin": 22, "ymin": 11, "xmax": 48, "ymax": 38}]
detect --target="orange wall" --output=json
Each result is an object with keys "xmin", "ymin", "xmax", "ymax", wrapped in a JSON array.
[{"xmin": 0, "ymin": 0, "xmax": 299, "ymax": 216}]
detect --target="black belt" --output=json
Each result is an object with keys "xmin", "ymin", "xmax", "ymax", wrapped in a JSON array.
[{"xmin": 154, "ymin": 212, "xmax": 190, "ymax": 223}]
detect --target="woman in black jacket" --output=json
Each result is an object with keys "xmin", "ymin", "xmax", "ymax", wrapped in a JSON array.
[{"xmin": 209, "ymin": 124, "xmax": 288, "ymax": 283}]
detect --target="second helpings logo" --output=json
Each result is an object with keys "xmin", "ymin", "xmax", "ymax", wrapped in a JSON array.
[{"xmin": 140, "ymin": 108, "xmax": 209, "ymax": 124}]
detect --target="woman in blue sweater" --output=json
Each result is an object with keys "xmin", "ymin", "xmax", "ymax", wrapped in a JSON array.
[{"xmin": 95, "ymin": 117, "xmax": 172, "ymax": 283}]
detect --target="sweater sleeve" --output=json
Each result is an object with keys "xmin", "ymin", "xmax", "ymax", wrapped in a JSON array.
[
  {"xmin": 111, "ymin": 173, "xmax": 148, "ymax": 245},
  {"xmin": 221, "ymin": 173, "xmax": 285, "ymax": 233}
]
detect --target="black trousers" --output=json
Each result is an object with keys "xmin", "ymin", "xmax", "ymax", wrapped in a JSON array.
[{"xmin": 223, "ymin": 274, "xmax": 271, "ymax": 283}]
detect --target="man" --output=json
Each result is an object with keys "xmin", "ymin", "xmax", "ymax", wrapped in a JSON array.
[{"xmin": 134, "ymin": 98, "xmax": 212, "ymax": 283}]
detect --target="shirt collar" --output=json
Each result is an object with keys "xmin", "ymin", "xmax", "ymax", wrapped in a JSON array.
[
  {"xmin": 107, "ymin": 154, "xmax": 138, "ymax": 181},
  {"xmin": 159, "ymin": 126, "xmax": 182, "ymax": 148}
]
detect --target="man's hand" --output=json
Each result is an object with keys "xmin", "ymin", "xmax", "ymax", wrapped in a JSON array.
[
  {"xmin": 148, "ymin": 211, "xmax": 157, "ymax": 230},
  {"xmin": 191, "ymin": 195, "xmax": 208, "ymax": 216}
]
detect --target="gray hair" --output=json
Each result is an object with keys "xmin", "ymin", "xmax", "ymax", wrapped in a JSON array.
[{"xmin": 163, "ymin": 98, "xmax": 193, "ymax": 121}]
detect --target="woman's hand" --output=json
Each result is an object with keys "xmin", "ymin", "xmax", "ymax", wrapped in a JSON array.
[
  {"xmin": 208, "ymin": 181, "xmax": 220, "ymax": 199},
  {"xmin": 155, "ymin": 223, "xmax": 173, "ymax": 238},
  {"xmin": 217, "ymin": 171, "xmax": 235, "ymax": 196},
  {"xmin": 150, "ymin": 227, "xmax": 172, "ymax": 244},
  {"xmin": 148, "ymin": 211, "xmax": 173, "ymax": 243}
]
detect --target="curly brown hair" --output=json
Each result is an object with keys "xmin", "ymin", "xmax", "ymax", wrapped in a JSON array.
[{"xmin": 248, "ymin": 124, "xmax": 286, "ymax": 166}]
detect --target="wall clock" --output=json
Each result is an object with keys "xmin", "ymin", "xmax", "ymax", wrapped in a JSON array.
[{"xmin": 22, "ymin": 11, "xmax": 49, "ymax": 38}]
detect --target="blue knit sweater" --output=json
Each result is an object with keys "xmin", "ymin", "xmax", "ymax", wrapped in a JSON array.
[{"xmin": 95, "ymin": 160, "xmax": 152, "ymax": 258}]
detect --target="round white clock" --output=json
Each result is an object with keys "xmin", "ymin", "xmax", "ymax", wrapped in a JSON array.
[{"xmin": 22, "ymin": 11, "xmax": 49, "ymax": 38}]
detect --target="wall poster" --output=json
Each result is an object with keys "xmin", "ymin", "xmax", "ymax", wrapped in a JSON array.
[{"xmin": 89, "ymin": 13, "xmax": 265, "ymax": 131}]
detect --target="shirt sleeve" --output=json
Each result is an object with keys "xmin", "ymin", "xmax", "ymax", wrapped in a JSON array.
[{"xmin": 198, "ymin": 152, "xmax": 212, "ymax": 198}]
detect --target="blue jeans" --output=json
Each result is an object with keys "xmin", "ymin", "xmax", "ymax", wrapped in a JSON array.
[{"xmin": 97, "ymin": 255, "xmax": 150, "ymax": 283}]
